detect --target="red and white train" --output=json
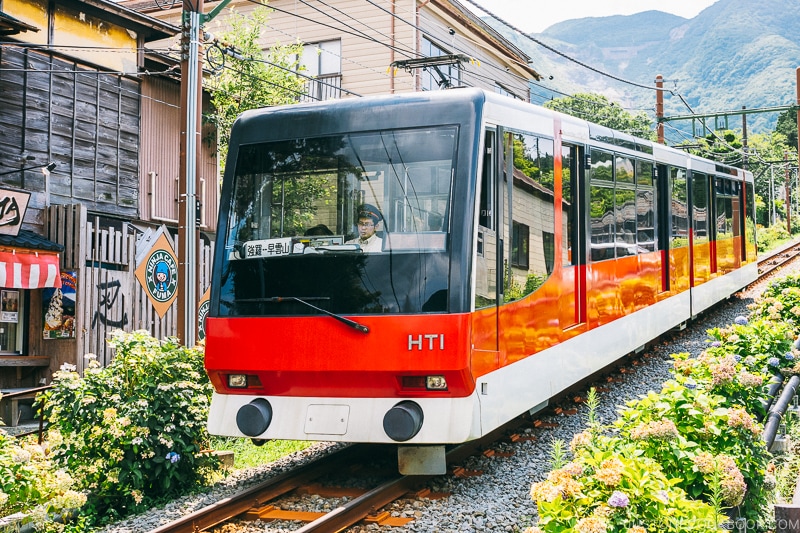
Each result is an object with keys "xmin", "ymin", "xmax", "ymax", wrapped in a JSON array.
[{"xmin": 204, "ymin": 89, "xmax": 757, "ymax": 473}]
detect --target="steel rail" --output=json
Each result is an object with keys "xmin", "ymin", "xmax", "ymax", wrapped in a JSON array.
[
  {"xmin": 149, "ymin": 410, "xmax": 528, "ymax": 533},
  {"xmin": 758, "ymin": 240, "xmax": 800, "ymax": 278},
  {"xmin": 147, "ymin": 444, "xmax": 373, "ymax": 533}
]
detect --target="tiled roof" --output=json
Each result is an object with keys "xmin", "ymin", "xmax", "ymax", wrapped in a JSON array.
[{"xmin": 0, "ymin": 230, "xmax": 64, "ymax": 253}]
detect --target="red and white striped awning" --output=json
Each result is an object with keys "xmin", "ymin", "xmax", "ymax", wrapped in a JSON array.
[{"xmin": 0, "ymin": 249, "xmax": 61, "ymax": 289}]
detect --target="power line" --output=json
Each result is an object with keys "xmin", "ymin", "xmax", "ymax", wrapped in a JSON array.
[{"xmin": 459, "ymin": 0, "xmax": 663, "ymax": 93}]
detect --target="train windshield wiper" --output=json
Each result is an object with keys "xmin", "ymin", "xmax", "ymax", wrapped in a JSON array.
[{"xmin": 263, "ymin": 296, "xmax": 369, "ymax": 334}]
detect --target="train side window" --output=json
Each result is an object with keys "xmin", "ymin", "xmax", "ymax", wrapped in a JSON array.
[
  {"xmin": 692, "ymin": 173, "xmax": 709, "ymax": 245},
  {"xmin": 589, "ymin": 150, "xmax": 613, "ymax": 182},
  {"xmin": 715, "ymin": 178, "xmax": 735, "ymax": 237},
  {"xmin": 615, "ymin": 187, "xmax": 636, "ymax": 256},
  {"xmin": 637, "ymin": 160, "xmax": 655, "ymax": 252},
  {"xmin": 503, "ymin": 133, "xmax": 556, "ymax": 302},
  {"xmin": 479, "ymin": 132, "xmax": 496, "ymax": 232},
  {"xmin": 670, "ymin": 167, "xmax": 689, "ymax": 248},
  {"xmin": 616, "ymin": 156, "xmax": 634, "ymax": 184},
  {"xmin": 589, "ymin": 149, "xmax": 614, "ymax": 261},
  {"xmin": 636, "ymin": 188, "xmax": 655, "ymax": 251},
  {"xmin": 562, "ymin": 145, "xmax": 577, "ymax": 266},
  {"xmin": 744, "ymin": 182, "xmax": 757, "ymax": 260},
  {"xmin": 637, "ymin": 160, "xmax": 653, "ymax": 187}
]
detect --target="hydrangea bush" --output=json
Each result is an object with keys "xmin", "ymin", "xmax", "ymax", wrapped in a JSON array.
[
  {"xmin": 529, "ymin": 433, "xmax": 726, "ymax": 533},
  {"xmin": 0, "ymin": 431, "xmax": 85, "ymax": 530},
  {"xmin": 523, "ymin": 272, "xmax": 800, "ymax": 531},
  {"xmin": 614, "ymin": 381, "xmax": 770, "ymax": 521},
  {"xmin": 38, "ymin": 329, "xmax": 216, "ymax": 522}
]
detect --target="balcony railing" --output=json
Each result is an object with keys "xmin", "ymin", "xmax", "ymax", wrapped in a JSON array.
[{"xmin": 300, "ymin": 73, "xmax": 342, "ymax": 102}]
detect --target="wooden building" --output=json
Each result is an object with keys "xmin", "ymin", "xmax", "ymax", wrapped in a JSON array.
[
  {"xmin": 123, "ymin": 0, "xmax": 539, "ymax": 101},
  {"xmin": 0, "ymin": 0, "xmax": 218, "ymax": 402}
]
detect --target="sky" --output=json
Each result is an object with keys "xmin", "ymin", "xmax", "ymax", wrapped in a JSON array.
[{"xmin": 467, "ymin": 0, "xmax": 720, "ymax": 34}]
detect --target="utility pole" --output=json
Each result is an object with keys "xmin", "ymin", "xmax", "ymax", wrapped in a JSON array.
[
  {"xmin": 655, "ymin": 74, "xmax": 664, "ymax": 144},
  {"xmin": 771, "ymin": 165, "xmax": 776, "ymax": 226},
  {"xmin": 741, "ymin": 106, "xmax": 748, "ymax": 170},
  {"xmin": 178, "ymin": 0, "xmax": 203, "ymax": 347},
  {"xmin": 177, "ymin": 0, "xmax": 234, "ymax": 347},
  {"xmin": 796, "ymin": 67, "xmax": 800, "ymax": 235},
  {"xmin": 787, "ymin": 150, "xmax": 792, "ymax": 235}
]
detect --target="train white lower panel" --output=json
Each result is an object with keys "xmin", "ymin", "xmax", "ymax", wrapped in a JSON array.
[{"xmin": 207, "ymin": 391, "xmax": 482, "ymax": 444}]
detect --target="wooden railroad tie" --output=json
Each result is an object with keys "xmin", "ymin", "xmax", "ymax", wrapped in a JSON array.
[
  {"xmin": 482, "ymin": 448, "xmax": 514, "ymax": 458},
  {"xmin": 509, "ymin": 433, "xmax": 537, "ymax": 442},
  {"xmin": 451, "ymin": 466, "xmax": 483, "ymax": 478},
  {"xmin": 407, "ymin": 488, "xmax": 450, "ymax": 500},
  {"xmin": 244, "ymin": 505, "xmax": 325, "ymax": 522},
  {"xmin": 364, "ymin": 511, "xmax": 414, "ymax": 526},
  {"xmin": 295, "ymin": 483, "xmax": 366, "ymax": 498},
  {"xmin": 554, "ymin": 407, "xmax": 578, "ymax": 416}
]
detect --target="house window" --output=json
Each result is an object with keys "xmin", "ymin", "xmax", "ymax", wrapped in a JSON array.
[
  {"xmin": 299, "ymin": 40, "xmax": 342, "ymax": 101},
  {"xmin": 511, "ymin": 221, "xmax": 529, "ymax": 269},
  {"xmin": 0, "ymin": 290, "xmax": 22, "ymax": 353},
  {"xmin": 542, "ymin": 231, "xmax": 555, "ymax": 274},
  {"xmin": 421, "ymin": 38, "xmax": 461, "ymax": 90},
  {"xmin": 496, "ymin": 84, "xmax": 522, "ymax": 100}
]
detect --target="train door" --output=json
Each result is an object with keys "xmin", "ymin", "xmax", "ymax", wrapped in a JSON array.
[
  {"xmin": 689, "ymin": 172, "xmax": 712, "ymax": 286},
  {"xmin": 471, "ymin": 128, "xmax": 501, "ymax": 373},
  {"xmin": 562, "ymin": 142, "xmax": 585, "ymax": 328},
  {"xmin": 663, "ymin": 165, "xmax": 691, "ymax": 294},
  {"xmin": 496, "ymin": 127, "xmax": 582, "ymax": 360}
]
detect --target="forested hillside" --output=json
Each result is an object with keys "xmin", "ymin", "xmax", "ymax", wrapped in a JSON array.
[{"xmin": 487, "ymin": 0, "xmax": 800, "ymax": 136}]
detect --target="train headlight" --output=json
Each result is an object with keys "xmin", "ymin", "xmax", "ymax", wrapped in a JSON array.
[
  {"xmin": 426, "ymin": 375, "xmax": 448, "ymax": 390},
  {"xmin": 400, "ymin": 375, "xmax": 448, "ymax": 391},
  {"xmin": 226, "ymin": 374, "xmax": 263, "ymax": 389},
  {"xmin": 228, "ymin": 374, "xmax": 248, "ymax": 388}
]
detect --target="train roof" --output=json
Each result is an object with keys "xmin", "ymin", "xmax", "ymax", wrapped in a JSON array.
[
  {"xmin": 231, "ymin": 89, "xmax": 488, "ymax": 144},
  {"xmin": 231, "ymin": 88, "xmax": 752, "ymax": 182}
]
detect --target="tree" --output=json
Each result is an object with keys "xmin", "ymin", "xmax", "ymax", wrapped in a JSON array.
[
  {"xmin": 544, "ymin": 93, "xmax": 656, "ymax": 141},
  {"xmin": 205, "ymin": 4, "xmax": 305, "ymax": 169},
  {"xmin": 775, "ymin": 108, "xmax": 798, "ymax": 149},
  {"xmin": 683, "ymin": 129, "xmax": 744, "ymax": 166}
]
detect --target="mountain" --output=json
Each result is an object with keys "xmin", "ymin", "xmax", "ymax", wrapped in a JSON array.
[{"xmin": 487, "ymin": 0, "xmax": 800, "ymax": 136}]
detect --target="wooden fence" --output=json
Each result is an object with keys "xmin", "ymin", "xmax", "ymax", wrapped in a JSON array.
[{"xmin": 47, "ymin": 204, "xmax": 213, "ymax": 372}]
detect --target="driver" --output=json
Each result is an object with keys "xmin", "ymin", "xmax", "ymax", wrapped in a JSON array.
[{"xmin": 346, "ymin": 204, "xmax": 383, "ymax": 252}]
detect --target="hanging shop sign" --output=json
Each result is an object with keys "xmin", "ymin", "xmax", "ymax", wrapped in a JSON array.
[
  {"xmin": 198, "ymin": 287, "xmax": 210, "ymax": 342},
  {"xmin": 134, "ymin": 232, "xmax": 179, "ymax": 318},
  {"xmin": 1, "ymin": 290, "xmax": 19, "ymax": 323},
  {"xmin": 43, "ymin": 271, "xmax": 77, "ymax": 339},
  {"xmin": 0, "ymin": 188, "xmax": 29, "ymax": 237}
]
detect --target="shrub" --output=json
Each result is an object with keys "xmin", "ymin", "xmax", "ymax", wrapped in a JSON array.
[
  {"xmin": 0, "ymin": 432, "xmax": 86, "ymax": 530},
  {"xmin": 39, "ymin": 330, "xmax": 215, "ymax": 522},
  {"xmin": 752, "ymin": 275, "xmax": 800, "ymax": 332},
  {"xmin": 614, "ymin": 381, "xmax": 772, "ymax": 523},
  {"xmin": 756, "ymin": 222, "xmax": 790, "ymax": 253},
  {"xmin": 530, "ymin": 434, "xmax": 726, "ymax": 533}
]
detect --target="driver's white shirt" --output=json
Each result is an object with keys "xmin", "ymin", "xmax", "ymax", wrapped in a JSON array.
[{"xmin": 346, "ymin": 233, "xmax": 383, "ymax": 252}]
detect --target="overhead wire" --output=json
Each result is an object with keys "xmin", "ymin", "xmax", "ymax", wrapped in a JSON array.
[{"xmin": 462, "ymin": 1, "xmax": 787, "ymax": 166}]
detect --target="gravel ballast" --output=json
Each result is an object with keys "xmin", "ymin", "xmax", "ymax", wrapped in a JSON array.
[{"xmin": 97, "ymin": 260, "xmax": 799, "ymax": 533}]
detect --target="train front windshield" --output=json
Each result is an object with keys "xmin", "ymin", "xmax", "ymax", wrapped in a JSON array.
[{"xmin": 217, "ymin": 126, "xmax": 457, "ymax": 317}]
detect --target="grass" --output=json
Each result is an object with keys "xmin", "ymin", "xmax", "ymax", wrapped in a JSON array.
[{"xmin": 208, "ymin": 436, "xmax": 316, "ymax": 470}]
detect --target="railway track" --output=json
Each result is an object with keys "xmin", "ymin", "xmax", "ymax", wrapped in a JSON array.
[
  {"xmin": 758, "ymin": 239, "xmax": 800, "ymax": 278},
  {"xmin": 149, "ymin": 413, "xmax": 544, "ymax": 533},
  {"xmin": 144, "ymin": 241, "xmax": 800, "ymax": 533}
]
